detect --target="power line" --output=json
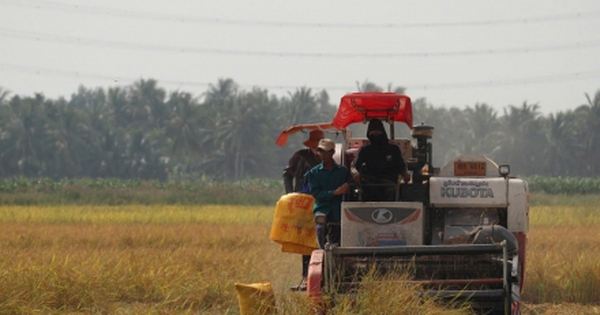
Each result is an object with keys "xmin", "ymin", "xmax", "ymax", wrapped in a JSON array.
[
  {"xmin": 410, "ymin": 70, "xmax": 600, "ymax": 90},
  {"xmin": 2, "ymin": 27, "xmax": 600, "ymax": 58},
  {"xmin": 2, "ymin": 0, "xmax": 600, "ymax": 28},
  {"xmin": 1, "ymin": 62, "xmax": 599, "ymax": 93}
]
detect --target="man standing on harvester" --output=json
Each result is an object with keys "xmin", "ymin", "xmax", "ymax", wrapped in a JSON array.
[{"xmin": 307, "ymin": 138, "xmax": 352, "ymax": 248}]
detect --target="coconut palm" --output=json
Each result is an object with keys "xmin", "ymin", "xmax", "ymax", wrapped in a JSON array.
[
  {"xmin": 356, "ymin": 80, "xmax": 383, "ymax": 92},
  {"xmin": 166, "ymin": 91, "xmax": 204, "ymax": 157},
  {"xmin": 107, "ymin": 87, "xmax": 130, "ymax": 129},
  {"xmin": 0, "ymin": 94, "xmax": 50, "ymax": 176},
  {"xmin": 463, "ymin": 103, "xmax": 503, "ymax": 157},
  {"xmin": 204, "ymin": 88, "xmax": 276, "ymax": 180},
  {"xmin": 44, "ymin": 99, "xmax": 94, "ymax": 178},
  {"xmin": 127, "ymin": 79, "xmax": 168, "ymax": 129},
  {"xmin": 386, "ymin": 83, "xmax": 406, "ymax": 95},
  {"xmin": 0, "ymin": 87, "xmax": 9, "ymax": 104},
  {"xmin": 542, "ymin": 111, "xmax": 581, "ymax": 176},
  {"xmin": 204, "ymin": 78, "xmax": 238, "ymax": 111},
  {"xmin": 575, "ymin": 90, "xmax": 600, "ymax": 175},
  {"xmin": 497, "ymin": 102, "xmax": 545, "ymax": 176},
  {"xmin": 289, "ymin": 87, "xmax": 317, "ymax": 123}
]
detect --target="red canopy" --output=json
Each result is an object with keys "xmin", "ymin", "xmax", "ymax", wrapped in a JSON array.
[{"xmin": 332, "ymin": 92, "xmax": 413, "ymax": 129}]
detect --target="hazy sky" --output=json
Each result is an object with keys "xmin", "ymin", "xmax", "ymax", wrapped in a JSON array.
[{"xmin": 1, "ymin": 0, "xmax": 599, "ymax": 115}]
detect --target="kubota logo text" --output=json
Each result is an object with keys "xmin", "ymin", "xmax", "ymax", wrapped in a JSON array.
[
  {"xmin": 441, "ymin": 179, "xmax": 494, "ymax": 198},
  {"xmin": 441, "ymin": 187, "xmax": 494, "ymax": 198}
]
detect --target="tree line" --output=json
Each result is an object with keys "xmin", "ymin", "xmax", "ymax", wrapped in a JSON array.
[{"xmin": 1, "ymin": 79, "xmax": 598, "ymax": 181}]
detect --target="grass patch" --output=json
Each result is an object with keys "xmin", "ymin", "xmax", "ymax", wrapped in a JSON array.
[
  {"xmin": 0, "ymin": 205, "xmax": 477, "ymax": 314},
  {"xmin": 0, "ymin": 193, "xmax": 599, "ymax": 313},
  {"xmin": 0, "ymin": 178, "xmax": 283, "ymax": 206}
]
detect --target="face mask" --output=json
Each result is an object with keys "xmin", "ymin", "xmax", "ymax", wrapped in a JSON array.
[{"xmin": 368, "ymin": 133, "xmax": 386, "ymax": 144}]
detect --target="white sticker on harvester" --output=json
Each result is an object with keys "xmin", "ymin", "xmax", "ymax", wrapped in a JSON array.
[{"xmin": 429, "ymin": 177, "xmax": 508, "ymax": 207}]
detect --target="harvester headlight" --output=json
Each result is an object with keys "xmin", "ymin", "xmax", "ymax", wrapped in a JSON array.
[{"xmin": 499, "ymin": 165, "xmax": 510, "ymax": 177}]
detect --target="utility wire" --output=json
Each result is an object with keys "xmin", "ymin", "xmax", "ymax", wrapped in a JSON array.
[
  {"xmin": 1, "ymin": 63, "xmax": 599, "ymax": 92},
  {"xmin": 2, "ymin": 27, "xmax": 600, "ymax": 58},
  {"xmin": 2, "ymin": 0, "xmax": 600, "ymax": 28}
]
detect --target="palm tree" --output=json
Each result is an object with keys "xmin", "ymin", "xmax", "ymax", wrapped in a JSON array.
[
  {"xmin": 386, "ymin": 83, "xmax": 406, "ymax": 95},
  {"xmin": 45, "ymin": 99, "xmax": 95, "ymax": 178},
  {"xmin": 463, "ymin": 103, "xmax": 503, "ymax": 157},
  {"xmin": 204, "ymin": 78, "xmax": 238, "ymax": 111},
  {"xmin": 127, "ymin": 79, "xmax": 168, "ymax": 129},
  {"xmin": 122, "ymin": 129, "xmax": 168, "ymax": 180},
  {"xmin": 412, "ymin": 100, "xmax": 470, "ymax": 166},
  {"xmin": 0, "ymin": 87, "xmax": 9, "ymax": 104},
  {"xmin": 0, "ymin": 94, "xmax": 50, "ymax": 176},
  {"xmin": 576, "ymin": 90, "xmax": 600, "ymax": 175},
  {"xmin": 498, "ymin": 102, "xmax": 545, "ymax": 176},
  {"xmin": 443, "ymin": 107, "xmax": 473, "ymax": 160},
  {"xmin": 355, "ymin": 80, "xmax": 406, "ymax": 95},
  {"xmin": 67, "ymin": 86, "xmax": 113, "ymax": 178},
  {"xmin": 284, "ymin": 87, "xmax": 320, "ymax": 124},
  {"xmin": 166, "ymin": 91, "xmax": 204, "ymax": 157},
  {"xmin": 205, "ymin": 88, "xmax": 275, "ymax": 180},
  {"xmin": 542, "ymin": 111, "xmax": 581, "ymax": 176},
  {"xmin": 355, "ymin": 80, "xmax": 383, "ymax": 92},
  {"xmin": 107, "ymin": 87, "xmax": 130, "ymax": 129}
]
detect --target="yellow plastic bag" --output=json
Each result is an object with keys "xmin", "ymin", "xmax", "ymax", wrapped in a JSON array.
[
  {"xmin": 235, "ymin": 282, "xmax": 276, "ymax": 315},
  {"xmin": 270, "ymin": 193, "xmax": 318, "ymax": 255}
]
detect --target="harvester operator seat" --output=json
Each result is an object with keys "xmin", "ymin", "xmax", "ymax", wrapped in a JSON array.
[{"xmin": 349, "ymin": 138, "xmax": 407, "ymax": 202}]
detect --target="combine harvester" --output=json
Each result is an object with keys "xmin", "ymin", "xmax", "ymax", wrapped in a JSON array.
[{"xmin": 276, "ymin": 92, "xmax": 529, "ymax": 315}]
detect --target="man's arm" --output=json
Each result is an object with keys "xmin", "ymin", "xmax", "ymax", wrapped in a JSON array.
[
  {"xmin": 351, "ymin": 149, "xmax": 366, "ymax": 183},
  {"xmin": 282, "ymin": 167, "xmax": 294, "ymax": 193},
  {"xmin": 283, "ymin": 151, "xmax": 302, "ymax": 193},
  {"xmin": 391, "ymin": 145, "xmax": 410, "ymax": 182}
]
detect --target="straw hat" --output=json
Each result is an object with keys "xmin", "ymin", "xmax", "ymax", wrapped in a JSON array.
[{"xmin": 303, "ymin": 130, "xmax": 325, "ymax": 148}]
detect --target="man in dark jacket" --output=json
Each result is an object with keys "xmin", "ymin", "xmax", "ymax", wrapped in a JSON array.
[
  {"xmin": 283, "ymin": 130, "xmax": 323, "ymax": 194},
  {"xmin": 352, "ymin": 118, "xmax": 410, "ymax": 201}
]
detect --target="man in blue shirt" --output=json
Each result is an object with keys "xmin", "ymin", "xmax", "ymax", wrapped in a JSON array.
[{"xmin": 307, "ymin": 138, "xmax": 351, "ymax": 248}]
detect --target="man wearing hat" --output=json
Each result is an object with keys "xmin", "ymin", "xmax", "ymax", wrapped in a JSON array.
[
  {"xmin": 307, "ymin": 138, "xmax": 352, "ymax": 249},
  {"xmin": 283, "ymin": 129, "xmax": 324, "ymax": 194},
  {"xmin": 283, "ymin": 129, "xmax": 324, "ymax": 290}
]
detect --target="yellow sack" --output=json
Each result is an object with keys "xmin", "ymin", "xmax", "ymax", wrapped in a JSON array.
[
  {"xmin": 235, "ymin": 282, "xmax": 276, "ymax": 315},
  {"xmin": 270, "ymin": 193, "xmax": 319, "ymax": 255}
]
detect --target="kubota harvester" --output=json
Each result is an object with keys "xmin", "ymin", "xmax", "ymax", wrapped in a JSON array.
[{"xmin": 276, "ymin": 92, "xmax": 529, "ymax": 315}]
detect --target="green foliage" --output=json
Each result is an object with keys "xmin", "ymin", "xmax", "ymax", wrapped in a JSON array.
[
  {"xmin": 0, "ymin": 80, "xmax": 338, "ymax": 181},
  {"xmin": 0, "ymin": 176, "xmax": 598, "ymax": 206},
  {"xmin": 526, "ymin": 175, "xmax": 600, "ymax": 195},
  {"xmin": 1, "ymin": 79, "xmax": 600, "ymax": 180},
  {"xmin": 0, "ymin": 177, "xmax": 284, "ymax": 206}
]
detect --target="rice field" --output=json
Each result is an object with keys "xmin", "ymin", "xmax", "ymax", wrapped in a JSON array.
[{"xmin": 0, "ymin": 196, "xmax": 599, "ymax": 314}]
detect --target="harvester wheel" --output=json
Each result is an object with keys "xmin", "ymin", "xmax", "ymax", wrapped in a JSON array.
[{"xmin": 307, "ymin": 249, "xmax": 325, "ymax": 314}]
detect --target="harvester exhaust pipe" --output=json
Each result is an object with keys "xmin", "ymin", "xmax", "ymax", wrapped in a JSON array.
[{"xmin": 410, "ymin": 123, "xmax": 434, "ymax": 184}]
